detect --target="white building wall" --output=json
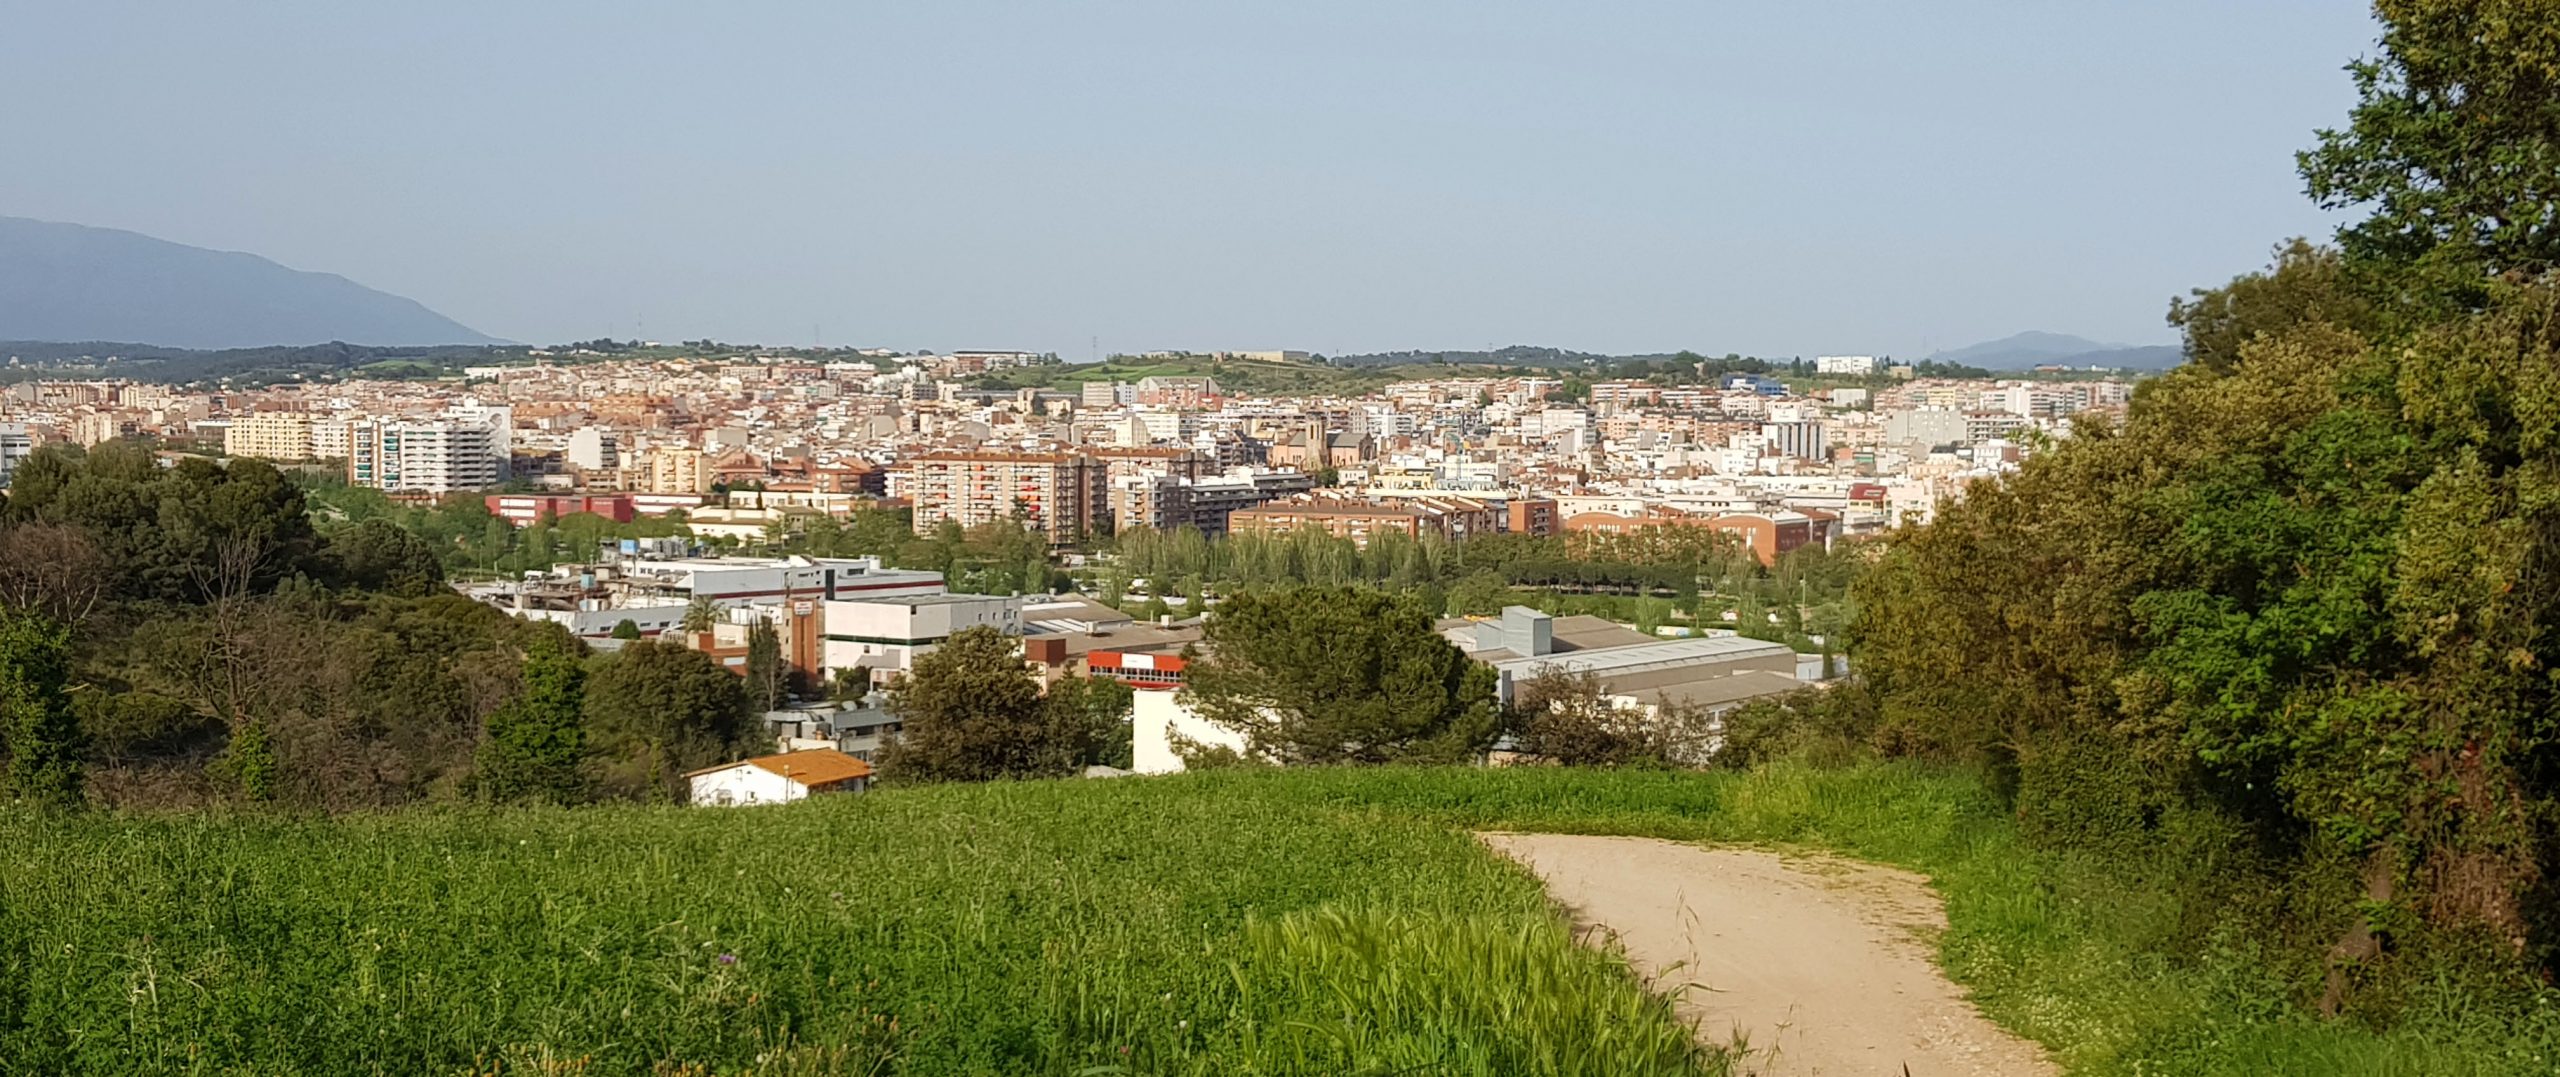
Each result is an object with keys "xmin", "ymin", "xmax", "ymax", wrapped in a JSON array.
[
  {"xmin": 688, "ymin": 764, "xmax": 806, "ymax": 806},
  {"xmin": 1130, "ymin": 690, "xmax": 1251, "ymax": 775}
]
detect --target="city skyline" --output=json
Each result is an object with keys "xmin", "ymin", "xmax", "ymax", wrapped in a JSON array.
[{"xmin": 2, "ymin": 2, "xmax": 2377, "ymax": 359}]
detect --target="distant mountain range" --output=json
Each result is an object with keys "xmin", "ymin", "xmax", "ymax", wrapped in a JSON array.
[
  {"xmin": 1925, "ymin": 331, "xmax": 2183, "ymax": 372},
  {"xmin": 0, "ymin": 216, "xmax": 500, "ymax": 350}
]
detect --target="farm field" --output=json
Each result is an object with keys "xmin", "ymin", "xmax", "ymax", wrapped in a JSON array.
[{"xmin": 6, "ymin": 764, "xmax": 2559, "ymax": 1075}]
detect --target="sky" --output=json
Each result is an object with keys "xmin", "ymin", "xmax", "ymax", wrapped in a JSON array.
[{"xmin": 0, "ymin": 1, "xmax": 2382, "ymax": 359}]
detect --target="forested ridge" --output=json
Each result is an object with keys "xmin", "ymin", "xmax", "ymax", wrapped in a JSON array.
[{"xmin": 1851, "ymin": 0, "xmax": 2560, "ymax": 1011}]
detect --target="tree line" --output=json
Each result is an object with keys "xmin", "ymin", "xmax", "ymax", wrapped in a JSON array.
[
  {"xmin": 1846, "ymin": 1, "xmax": 2560, "ymax": 1014},
  {"xmin": 1102, "ymin": 523, "xmax": 1860, "ymax": 651},
  {"xmin": 0, "ymin": 443, "xmax": 764, "ymax": 810}
]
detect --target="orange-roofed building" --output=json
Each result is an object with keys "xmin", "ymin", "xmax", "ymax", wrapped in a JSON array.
[{"xmin": 684, "ymin": 748, "xmax": 873, "ymax": 806}]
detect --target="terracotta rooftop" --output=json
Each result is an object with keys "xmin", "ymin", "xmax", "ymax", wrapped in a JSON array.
[{"xmin": 687, "ymin": 748, "xmax": 874, "ymax": 788}]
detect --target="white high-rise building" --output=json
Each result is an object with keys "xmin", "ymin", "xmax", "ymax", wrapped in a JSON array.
[
  {"xmin": 1815, "ymin": 355, "xmax": 1878, "ymax": 376},
  {"xmin": 351, "ymin": 417, "xmax": 506, "ymax": 493}
]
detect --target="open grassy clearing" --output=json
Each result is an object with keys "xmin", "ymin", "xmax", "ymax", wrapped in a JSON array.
[
  {"xmin": 0, "ymin": 773, "xmax": 1717, "ymax": 1076},
  {"xmin": 6, "ymin": 763, "xmax": 2559, "ymax": 1075}
]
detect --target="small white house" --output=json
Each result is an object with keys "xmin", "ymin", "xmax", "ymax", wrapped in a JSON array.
[{"xmin": 685, "ymin": 748, "xmax": 874, "ymax": 806}]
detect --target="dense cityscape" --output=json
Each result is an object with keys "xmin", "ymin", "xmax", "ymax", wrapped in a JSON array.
[
  {"xmin": 11, "ymin": 3, "xmax": 2560, "ymax": 1074},
  {"xmin": 0, "ymin": 350, "xmax": 2135, "ymax": 775}
]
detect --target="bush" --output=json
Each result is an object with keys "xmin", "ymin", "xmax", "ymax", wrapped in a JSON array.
[{"xmin": 1506, "ymin": 668, "xmax": 1713, "ymax": 768}]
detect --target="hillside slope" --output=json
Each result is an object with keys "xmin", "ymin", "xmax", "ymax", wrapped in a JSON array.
[{"xmin": 0, "ymin": 216, "xmax": 500, "ymax": 349}]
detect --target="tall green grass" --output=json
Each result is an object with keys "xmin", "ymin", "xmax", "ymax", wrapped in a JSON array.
[
  {"xmin": 0, "ymin": 777, "xmax": 1719, "ymax": 1076},
  {"xmin": 7, "ymin": 763, "xmax": 2558, "ymax": 1074}
]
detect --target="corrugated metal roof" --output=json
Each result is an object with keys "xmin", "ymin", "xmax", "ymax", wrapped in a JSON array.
[{"xmin": 1488, "ymin": 634, "xmax": 1794, "ymax": 680}]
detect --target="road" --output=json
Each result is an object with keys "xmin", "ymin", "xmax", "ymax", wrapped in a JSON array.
[{"xmin": 1480, "ymin": 833, "xmax": 2058, "ymax": 1077}]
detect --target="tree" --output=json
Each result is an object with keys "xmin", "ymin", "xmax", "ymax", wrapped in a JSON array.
[
  {"xmin": 1505, "ymin": 667, "xmax": 1707, "ymax": 768},
  {"xmin": 1046, "ymin": 674, "xmax": 1136, "ymax": 771},
  {"xmin": 744, "ymin": 619, "xmax": 789, "ymax": 715},
  {"xmin": 1445, "ymin": 572, "xmax": 1510, "ymax": 617},
  {"xmin": 583, "ymin": 640, "xmax": 751, "ymax": 801},
  {"xmin": 1180, "ymin": 587, "xmax": 1500, "ymax": 765},
  {"xmin": 877, "ymin": 626, "xmax": 1091, "ymax": 782},
  {"xmin": 610, "ymin": 619, "xmax": 642, "ymax": 641},
  {"xmin": 0, "ymin": 523, "xmax": 109, "ymax": 625},
  {"xmin": 2168, "ymin": 240, "xmax": 2378, "ymax": 372},
  {"xmin": 0, "ymin": 609, "xmax": 81, "ymax": 808},
  {"xmin": 2301, "ymin": 0, "xmax": 2560, "ymax": 306},
  {"xmin": 475, "ymin": 635, "xmax": 589, "ymax": 804},
  {"xmin": 324, "ymin": 518, "xmax": 447, "ymax": 597},
  {"xmin": 680, "ymin": 595, "xmax": 721, "ymax": 635}
]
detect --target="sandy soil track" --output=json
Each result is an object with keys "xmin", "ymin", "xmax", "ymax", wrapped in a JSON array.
[{"xmin": 1480, "ymin": 833, "xmax": 2057, "ymax": 1077}]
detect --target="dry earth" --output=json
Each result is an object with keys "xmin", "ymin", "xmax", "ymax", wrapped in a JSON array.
[{"xmin": 1480, "ymin": 833, "xmax": 2058, "ymax": 1077}]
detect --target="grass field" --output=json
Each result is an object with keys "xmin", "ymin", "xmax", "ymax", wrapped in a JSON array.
[{"xmin": 6, "ymin": 764, "xmax": 2560, "ymax": 1075}]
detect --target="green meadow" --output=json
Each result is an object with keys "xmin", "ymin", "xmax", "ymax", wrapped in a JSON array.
[{"xmin": 6, "ymin": 764, "xmax": 2559, "ymax": 1075}]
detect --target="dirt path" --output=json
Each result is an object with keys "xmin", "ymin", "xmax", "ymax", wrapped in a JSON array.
[{"xmin": 1480, "ymin": 833, "xmax": 2057, "ymax": 1077}]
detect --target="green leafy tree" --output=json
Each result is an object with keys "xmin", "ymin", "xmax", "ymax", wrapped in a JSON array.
[
  {"xmin": 475, "ymin": 635, "xmax": 589, "ymax": 804},
  {"xmin": 582, "ymin": 640, "xmax": 751, "ymax": 801},
  {"xmin": 1861, "ymin": 228, "xmax": 2560, "ymax": 1009},
  {"xmin": 878, "ymin": 626, "xmax": 1096, "ymax": 782},
  {"xmin": 2300, "ymin": 0, "xmax": 2560, "ymax": 307},
  {"xmin": 1046, "ymin": 674, "xmax": 1137, "ymax": 771},
  {"xmin": 610, "ymin": 619, "xmax": 642, "ymax": 641},
  {"xmin": 1180, "ymin": 587, "xmax": 1500, "ymax": 765},
  {"xmin": 0, "ymin": 609, "xmax": 81, "ymax": 808}
]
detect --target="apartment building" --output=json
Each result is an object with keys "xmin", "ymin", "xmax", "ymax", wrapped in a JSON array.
[
  {"xmin": 224, "ymin": 412, "xmax": 316, "ymax": 461},
  {"xmin": 1587, "ymin": 381, "xmax": 1661, "ymax": 408},
  {"xmin": 1133, "ymin": 376, "xmax": 1222, "ymax": 409},
  {"xmin": 1762, "ymin": 421, "xmax": 1829, "ymax": 462},
  {"xmin": 1506, "ymin": 496, "xmax": 1559, "ymax": 536},
  {"xmin": 349, "ymin": 417, "xmax": 506, "ymax": 493},
  {"xmin": 1109, "ymin": 473, "xmax": 1187, "ymax": 533},
  {"xmin": 310, "ymin": 418, "xmax": 354, "ymax": 461},
  {"xmin": 1708, "ymin": 511, "xmax": 1819, "ymax": 566},
  {"xmin": 0, "ymin": 423, "xmax": 33, "ymax": 485},
  {"xmin": 1087, "ymin": 445, "xmax": 1210, "ymax": 483},
  {"xmin": 644, "ymin": 447, "xmax": 711, "ymax": 494},
  {"xmin": 906, "ymin": 451, "xmax": 1108, "ymax": 544}
]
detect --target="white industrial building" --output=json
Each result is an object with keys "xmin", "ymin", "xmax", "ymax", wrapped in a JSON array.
[
  {"xmin": 821, "ymin": 593, "xmax": 1025, "ymax": 687},
  {"xmin": 474, "ymin": 554, "xmax": 944, "ymax": 639}
]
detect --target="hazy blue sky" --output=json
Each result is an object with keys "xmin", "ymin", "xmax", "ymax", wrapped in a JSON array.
[{"xmin": 1, "ymin": 2, "xmax": 2379, "ymax": 358}]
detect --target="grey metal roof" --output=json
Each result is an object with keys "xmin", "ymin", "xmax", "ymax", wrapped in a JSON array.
[{"xmin": 1486, "ymin": 633, "xmax": 1795, "ymax": 681}]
